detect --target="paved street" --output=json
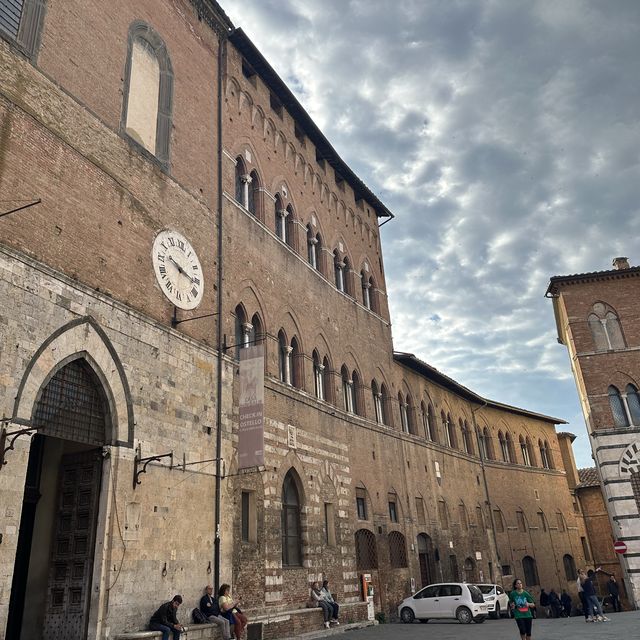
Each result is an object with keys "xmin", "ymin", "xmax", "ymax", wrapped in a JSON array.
[{"xmin": 330, "ymin": 611, "xmax": 640, "ymax": 640}]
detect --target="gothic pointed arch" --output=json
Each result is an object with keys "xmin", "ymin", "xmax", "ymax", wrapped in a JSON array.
[{"xmin": 13, "ymin": 316, "xmax": 134, "ymax": 446}]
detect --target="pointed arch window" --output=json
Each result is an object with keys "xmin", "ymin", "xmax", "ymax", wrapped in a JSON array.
[
  {"xmin": 313, "ymin": 350, "xmax": 325, "ymax": 400},
  {"xmin": 274, "ymin": 195, "xmax": 287, "ymax": 242},
  {"xmin": 234, "ymin": 305, "xmax": 251, "ymax": 360},
  {"xmin": 307, "ymin": 225, "xmax": 318, "ymax": 268},
  {"xmin": 322, "ymin": 356, "xmax": 333, "ymax": 404},
  {"xmin": 608, "ymin": 385, "xmax": 629, "ymax": 427},
  {"xmin": 522, "ymin": 556, "xmax": 539, "ymax": 586},
  {"xmin": 248, "ymin": 170, "xmax": 260, "ymax": 218},
  {"xmin": 334, "ymin": 251, "xmax": 344, "ymax": 291},
  {"xmin": 588, "ymin": 303, "xmax": 625, "ymax": 351},
  {"xmin": 290, "ymin": 336, "xmax": 302, "ymax": 389},
  {"xmin": 520, "ymin": 436, "xmax": 531, "ymax": 466},
  {"xmin": 361, "ymin": 270, "xmax": 371, "ymax": 309},
  {"xmin": 627, "ymin": 384, "xmax": 640, "ymax": 425},
  {"xmin": 381, "ymin": 384, "xmax": 392, "ymax": 426},
  {"xmin": 461, "ymin": 420, "xmax": 473, "ymax": 454},
  {"xmin": 250, "ymin": 313, "xmax": 263, "ymax": 346},
  {"xmin": 372, "ymin": 381, "xmax": 383, "ymax": 424},
  {"xmin": 539, "ymin": 439, "xmax": 550, "ymax": 469},
  {"xmin": 278, "ymin": 330, "xmax": 290, "ymax": 384},
  {"xmin": 282, "ymin": 471, "xmax": 302, "ymax": 566},
  {"xmin": 342, "ymin": 365, "xmax": 354, "ymax": 413},
  {"xmin": 123, "ymin": 23, "xmax": 173, "ymax": 166},
  {"xmin": 343, "ymin": 257, "xmax": 353, "ymax": 297},
  {"xmin": 447, "ymin": 414, "xmax": 456, "ymax": 448},
  {"xmin": 285, "ymin": 204, "xmax": 296, "ymax": 249},
  {"xmin": 399, "ymin": 393, "xmax": 409, "ymax": 433}
]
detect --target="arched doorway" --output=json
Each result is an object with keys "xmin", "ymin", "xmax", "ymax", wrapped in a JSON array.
[
  {"xmin": 416, "ymin": 533, "xmax": 435, "ymax": 587},
  {"xmin": 463, "ymin": 557, "xmax": 478, "ymax": 583},
  {"xmin": 7, "ymin": 358, "xmax": 111, "ymax": 640}
]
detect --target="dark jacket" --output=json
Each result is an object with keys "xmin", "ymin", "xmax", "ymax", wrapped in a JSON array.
[
  {"xmin": 581, "ymin": 577, "xmax": 596, "ymax": 597},
  {"xmin": 200, "ymin": 594, "xmax": 220, "ymax": 617},
  {"xmin": 150, "ymin": 602, "xmax": 179, "ymax": 627},
  {"xmin": 607, "ymin": 580, "xmax": 620, "ymax": 597}
]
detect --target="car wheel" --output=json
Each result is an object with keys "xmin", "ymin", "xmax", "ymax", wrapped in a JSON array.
[
  {"xmin": 456, "ymin": 606, "xmax": 473, "ymax": 624},
  {"xmin": 474, "ymin": 616, "xmax": 486, "ymax": 624},
  {"xmin": 400, "ymin": 607, "xmax": 415, "ymax": 624},
  {"xmin": 490, "ymin": 603, "xmax": 500, "ymax": 619}
]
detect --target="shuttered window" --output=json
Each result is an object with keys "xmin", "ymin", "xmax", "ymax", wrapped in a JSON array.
[{"xmin": 0, "ymin": 0, "xmax": 24, "ymax": 39}]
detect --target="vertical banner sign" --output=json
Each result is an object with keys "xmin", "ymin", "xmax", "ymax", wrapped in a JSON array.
[{"xmin": 238, "ymin": 345, "xmax": 264, "ymax": 469}]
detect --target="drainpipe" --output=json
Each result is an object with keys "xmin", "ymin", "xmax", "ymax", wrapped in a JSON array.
[
  {"xmin": 214, "ymin": 30, "xmax": 226, "ymax": 595},
  {"xmin": 471, "ymin": 399, "xmax": 502, "ymax": 583}
]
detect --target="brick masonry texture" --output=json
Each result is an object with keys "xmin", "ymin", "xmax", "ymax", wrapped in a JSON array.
[{"xmin": 0, "ymin": 2, "xmax": 619, "ymax": 638}]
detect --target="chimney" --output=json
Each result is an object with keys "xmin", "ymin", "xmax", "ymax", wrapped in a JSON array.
[{"xmin": 612, "ymin": 256, "xmax": 630, "ymax": 270}]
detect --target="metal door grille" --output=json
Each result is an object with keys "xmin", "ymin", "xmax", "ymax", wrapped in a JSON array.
[
  {"xmin": 32, "ymin": 360, "xmax": 108, "ymax": 445},
  {"xmin": 355, "ymin": 529, "xmax": 378, "ymax": 570}
]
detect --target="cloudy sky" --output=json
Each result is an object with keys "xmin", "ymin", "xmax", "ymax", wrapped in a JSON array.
[{"xmin": 223, "ymin": 0, "xmax": 640, "ymax": 467}]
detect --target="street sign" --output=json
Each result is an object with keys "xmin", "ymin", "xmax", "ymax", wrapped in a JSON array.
[{"xmin": 614, "ymin": 540, "xmax": 627, "ymax": 554}]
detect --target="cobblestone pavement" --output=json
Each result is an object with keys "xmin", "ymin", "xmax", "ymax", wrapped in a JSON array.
[{"xmin": 325, "ymin": 611, "xmax": 640, "ymax": 640}]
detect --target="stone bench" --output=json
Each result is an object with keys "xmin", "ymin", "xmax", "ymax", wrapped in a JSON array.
[{"xmin": 115, "ymin": 601, "xmax": 372, "ymax": 640}]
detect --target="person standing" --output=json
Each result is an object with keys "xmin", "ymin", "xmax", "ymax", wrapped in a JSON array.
[
  {"xmin": 200, "ymin": 585, "xmax": 232, "ymax": 640},
  {"xmin": 607, "ymin": 575, "xmax": 622, "ymax": 612},
  {"xmin": 560, "ymin": 589, "xmax": 572, "ymax": 617},
  {"xmin": 539, "ymin": 589, "xmax": 550, "ymax": 618},
  {"xmin": 321, "ymin": 579, "xmax": 340, "ymax": 625},
  {"xmin": 149, "ymin": 594, "xmax": 184, "ymax": 640},
  {"xmin": 576, "ymin": 571, "xmax": 588, "ymax": 620},
  {"xmin": 580, "ymin": 569, "xmax": 609, "ymax": 622},
  {"xmin": 508, "ymin": 579, "xmax": 535, "ymax": 640}
]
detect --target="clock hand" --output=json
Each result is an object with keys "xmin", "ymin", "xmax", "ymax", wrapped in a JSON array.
[{"xmin": 168, "ymin": 255, "xmax": 196, "ymax": 284}]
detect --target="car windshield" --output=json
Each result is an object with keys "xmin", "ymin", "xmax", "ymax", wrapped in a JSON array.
[
  {"xmin": 476, "ymin": 585, "xmax": 495, "ymax": 595},
  {"xmin": 467, "ymin": 585, "xmax": 486, "ymax": 603}
]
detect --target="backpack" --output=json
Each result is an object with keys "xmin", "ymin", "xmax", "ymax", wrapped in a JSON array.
[{"xmin": 192, "ymin": 607, "xmax": 207, "ymax": 624}]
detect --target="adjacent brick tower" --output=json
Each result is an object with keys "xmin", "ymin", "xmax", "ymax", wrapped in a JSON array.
[{"xmin": 547, "ymin": 257, "xmax": 640, "ymax": 607}]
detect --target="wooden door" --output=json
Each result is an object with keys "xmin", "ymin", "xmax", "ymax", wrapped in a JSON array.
[{"xmin": 43, "ymin": 450, "xmax": 102, "ymax": 639}]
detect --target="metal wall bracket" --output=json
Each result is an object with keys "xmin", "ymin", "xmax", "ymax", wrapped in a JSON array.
[
  {"xmin": 0, "ymin": 424, "xmax": 38, "ymax": 469},
  {"xmin": 133, "ymin": 445, "xmax": 173, "ymax": 490}
]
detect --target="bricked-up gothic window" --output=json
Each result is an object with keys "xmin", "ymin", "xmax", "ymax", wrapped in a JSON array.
[
  {"xmin": 476, "ymin": 505, "xmax": 485, "ymax": 529},
  {"xmin": 355, "ymin": 529, "xmax": 378, "ymax": 570},
  {"xmin": 388, "ymin": 531, "xmax": 408, "ymax": 568},
  {"xmin": 0, "ymin": 0, "xmax": 45, "ymax": 59},
  {"xmin": 356, "ymin": 488, "xmax": 368, "ymax": 520},
  {"xmin": 438, "ymin": 500, "xmax": 449, "ymax": 529},
  {"xmin": 556, "ymin": 512, "xmax": 565, "ymax": 532},
  {"xmin": 313, "ymin": 350, "xmax": 325, "ymax": 400},
  {"xmin": 493, "ymin": 509, "xmax": 504, "ymax": 532},
  {"xmin": 324, "ymin": 503, "xmax": 336, "ymax": 546},
  {"xmin": 516, "ymin": 510, "xmax": 527, "ymax": 532},
  {"xmin": 122, "ymin": 22, "xmax": 173, "ymax": 167},
  {"xmin": 563, "ymin": 554, "xmax": 576, "ymax": 581},
  {"xmin": 415, "ymin": 497, "xmax": 426, "ymax": 525},
  {"xmin": 281, "ymin": 470, "xmax": 302, "ymax": 566},
  {"xmin": 608, "ymin": 385, "xmax": 630, "ymax": 427},
  {"xmin": 32, "ymin": 359, "xmax": 109, "ymax": 445},
  {"xmin": 459, "ymin": 503, "xmax": 468, "ymax": 530},
  {"xmin": 537, "ymin": 511, "xmax": 546, "ymax": 531},
  {"xmin": 241, "ymin": 491, "xmax": 257, "ymax": 543},
  {"xmin": 522, "ymin": 556, "xmax": 539, "ymax": 586},
  {"xmin": 588, "ymin": 303, "xmax": 625, "ymax": 351},
  {"xmin": 581, "ymin": 536, "xmax": 592, "ymax": 561}
]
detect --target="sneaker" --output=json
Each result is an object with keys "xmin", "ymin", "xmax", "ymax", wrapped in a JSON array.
[
  {"xmin": 602, "ymin": 616, "xmax": 610, "ymax": 621},
  {"xmin": 324, "ymin": 621, "xmax": 330, "ymax": 629},
  {"xmin": 334, "ymin": 620, "xmax": 340, "ymax": 625},
  {"xmin": 586, "ymin": 617, "xmax": 594, "ymax": 622},
  {"xmin": 596, "ymin": 616, "xmax": 604, "ymax": 622}
]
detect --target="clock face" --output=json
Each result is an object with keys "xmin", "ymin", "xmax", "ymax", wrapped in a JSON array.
[{"xmin": 152, "ymin": 229, "xmax": 204, "ymax": 310}]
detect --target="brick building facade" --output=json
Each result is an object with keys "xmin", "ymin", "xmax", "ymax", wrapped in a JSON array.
[
  {"xmin": 0, "ymin": 1, "xmax": 611, "ymax": 638},
  {"xmin": 547, "ymin": 257, "xmax": 640, "ymax": 608}
]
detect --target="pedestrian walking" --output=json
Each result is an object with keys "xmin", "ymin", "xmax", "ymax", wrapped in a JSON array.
[{"xmin": 508, "ymin": 578, "xmax": 535, "ymax": 640}]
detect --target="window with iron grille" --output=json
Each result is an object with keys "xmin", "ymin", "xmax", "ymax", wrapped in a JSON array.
[
  {"xmin": 355, "ymin": 529, "xmax": 378, "ymax": 570},
  {"xmin": 32, "ymin": 359, "xmax": 109, "ymax": 445},
  {"xmin": 388, "ymin": 531, "xmax": 408, "ymax": 568}
]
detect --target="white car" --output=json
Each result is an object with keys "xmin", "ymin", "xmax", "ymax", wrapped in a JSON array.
[
  {"xmin": 475, "ymin": 583, "xmax": 509, "ymax": 619},
  {"xmin": 398, "ymin": 582, "xmax": 489, "ymax": 624}
]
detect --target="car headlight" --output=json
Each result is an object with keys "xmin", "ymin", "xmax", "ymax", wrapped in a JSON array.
[{"xmin": 485, "ymin": 596, "xmax": 495, "ymax": 601}]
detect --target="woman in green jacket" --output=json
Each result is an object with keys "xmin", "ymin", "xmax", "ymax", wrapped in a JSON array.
[{"xmin": 508, "ymin": 578, "xmax": 535, "ymax": 640}]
